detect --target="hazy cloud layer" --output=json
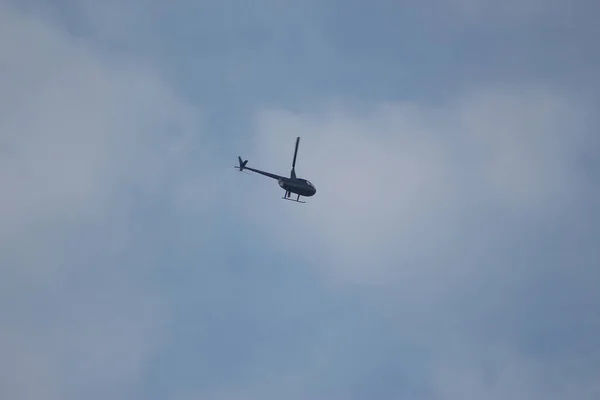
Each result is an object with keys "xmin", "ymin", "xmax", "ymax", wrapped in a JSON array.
[
  {"xmin": 239, "ymin": 86, "xmax": 599, "ymax": 398},
  {"xmin": 251, "ymin": 85, "xmax": 590, "ymax": 279},
  {"xmin": 1, "ymin": 4, "xmax": 212, "ymax": 399},
  {"xmin": 2, "ymin": 0, "xmax": 599, "ymax": 399}
]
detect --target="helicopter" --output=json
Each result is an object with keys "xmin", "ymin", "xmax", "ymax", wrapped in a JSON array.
[{"xmin": 235, "ymin": 136, "xmax": 316, "ymax": 203}]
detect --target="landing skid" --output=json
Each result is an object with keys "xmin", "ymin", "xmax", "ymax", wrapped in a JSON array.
[
  {"xmin": 282, "ymin": 196, "xmax": 305, "ymax": 203},
  {"xmin": 282, "ymin": 191, "xmax": 305, "ymax": 203}
]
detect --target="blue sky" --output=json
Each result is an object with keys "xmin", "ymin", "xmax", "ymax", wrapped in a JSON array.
[{"xmin": 1, "ymin": 0, "xmax": 599, "ymax": 399}]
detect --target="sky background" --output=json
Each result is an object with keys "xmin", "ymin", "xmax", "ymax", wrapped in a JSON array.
[{"xmin": 1, "ymin": 0, "xmax": 599, "ymax": 399}]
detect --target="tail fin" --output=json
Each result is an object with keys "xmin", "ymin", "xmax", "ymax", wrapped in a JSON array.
[{"xmin": 236, "ymin": 156, "xmax": 248, "ymax": 171}]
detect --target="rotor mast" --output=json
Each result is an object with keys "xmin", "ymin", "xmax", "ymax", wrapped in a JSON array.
[{"xmin": 290, "ymin": 136, "xmax": 299, "ymax": 179}]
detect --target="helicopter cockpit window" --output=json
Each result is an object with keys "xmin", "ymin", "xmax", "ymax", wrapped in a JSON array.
[{"xmin": 306, "ymin": 180, "xmax": 313, "ymax": 187}]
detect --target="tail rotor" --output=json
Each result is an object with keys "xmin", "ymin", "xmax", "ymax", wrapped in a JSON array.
[{"xmin": 235, "ymin": 156, "xmax": 248, "ymax": 171}]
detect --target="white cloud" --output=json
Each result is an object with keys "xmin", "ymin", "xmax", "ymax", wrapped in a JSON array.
[
  {"xmin": 0, "ymin": 2, "xmax": 207, "ymax": 265},
  {"xmin": 228, "ymin": 84, "xmax": 599, "ymax": 399},
  {"xmin": 248, "ymin": 85, "xmax": 585, "ymax": 283},
  {"xmin": 3, "ymin": 2, "xmax": 597, "ymax": 399},
  {"xmin": 0, "ymin": 4, "xmax": 207, "ymax": 399}
]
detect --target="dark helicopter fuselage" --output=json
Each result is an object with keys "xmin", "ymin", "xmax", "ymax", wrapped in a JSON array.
[{"xmin": 278, "ymin": 177, "xmax": 316, "ymax": 197}]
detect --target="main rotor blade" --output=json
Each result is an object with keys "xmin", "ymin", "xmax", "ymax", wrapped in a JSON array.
[{"xmin": 292, "ymin": 136, "xmax": 300, "ymax": 170}]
